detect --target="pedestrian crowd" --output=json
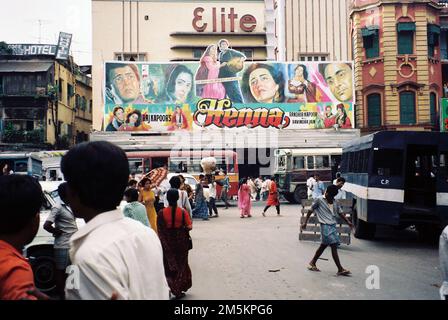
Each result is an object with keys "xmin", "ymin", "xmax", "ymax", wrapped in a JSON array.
[{"xmin": 1, "ymin": 143, "xmax": 446, "ymax": 301}]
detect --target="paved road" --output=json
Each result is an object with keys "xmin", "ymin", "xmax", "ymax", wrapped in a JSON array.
[{"xmin": 185, "ymin": 201, "xmax": 442, "ymax": 300}]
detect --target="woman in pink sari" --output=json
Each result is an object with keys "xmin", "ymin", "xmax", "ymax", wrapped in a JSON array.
[
  {"xmin": 238, "ymin": 178, "xmax": 252, "ymax": 218},
  {"xmin": 198, "ymin": 44, "xmax": 226, "ymax": 99}
]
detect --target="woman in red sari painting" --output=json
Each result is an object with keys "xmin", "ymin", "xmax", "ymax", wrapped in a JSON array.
[
  {"xmin": 335, "ymin": 103, "xmax": 352, "ymax": 129},
  {"xmin": 157, "ymin": 188, "xmax": 192, "ymax": 299},
  {"xmin": 262, "ymin": 176, "xmax": 281, "ymax": 217},
  {"xmin": 168, "ymin": 106, "xmax": 189, "ymax": 131}
]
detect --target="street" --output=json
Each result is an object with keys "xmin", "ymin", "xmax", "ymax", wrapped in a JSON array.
[{"xmin": 186, "ymin": 200, "xmax": 442, "ymax": 300}]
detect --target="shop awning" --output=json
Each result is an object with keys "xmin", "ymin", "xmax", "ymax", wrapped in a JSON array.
[
  {"xmin": 361, "ymin": 25, "xmax": 379, "ymax": 37},
  {"xmin": 0, "ymin": 61, "xmax": 53, "ymax": 73},
  {"xmin": 397, "ymin": 22, "xmax": 416, "ymax": 32}
]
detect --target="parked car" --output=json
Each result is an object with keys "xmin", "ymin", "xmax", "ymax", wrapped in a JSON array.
[{"xmin": 23, "ymin": 181, "xmax": 85, "ymax": 293}]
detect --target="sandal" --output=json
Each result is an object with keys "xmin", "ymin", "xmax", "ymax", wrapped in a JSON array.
[
  {"xmin": 307, "ymin": 265, "xmax": 320, "ymax": 272},
  {"xmin": 337, "ymin": 269, "xmax": 351, "ymax": 276}
]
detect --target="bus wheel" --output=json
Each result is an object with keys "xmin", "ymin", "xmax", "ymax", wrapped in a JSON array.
[
  {"xmin": 293, "ymin": 187, "xmax": 307, "ymax": 204},
  {"xmin": 284, "ymin": 193, "xmax": 297, "ymax": 204},
  {"xmin": 352, "ymin": 210, "xmax": 376, "ymax": 240}
]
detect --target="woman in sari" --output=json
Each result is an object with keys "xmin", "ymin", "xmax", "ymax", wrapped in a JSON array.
[
  {"xmin": 192, "ymin": 174, "xmax": 209, "ymax": 221},
  {"xmin": 238, "ymin": 178, "xmax": 252, "ymax": 218},
  {"xmin": 139, "ymin": 177, "xmax": 158, "ymax": 233},
  {"xmin": 198, "ymin": 44, "xmax": 226, "ymax": 99},
  {"xmin": 157, "ymin": 189, "xmax": 192, "ymax": 299},
  {"xmin": 262, "ymin": 176, "xmax": 281, "ymax": 217}
]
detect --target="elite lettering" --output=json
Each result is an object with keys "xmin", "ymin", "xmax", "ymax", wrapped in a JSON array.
[{"xmin": 192, "ymin": 7, "xmax": 257, "ymax": 33}]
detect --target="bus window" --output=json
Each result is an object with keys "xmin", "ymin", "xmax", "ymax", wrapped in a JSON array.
[
  {"xmin": 293, "ymin": 156, "xmax": 305, "ymax": 169},
  {"xmin": 315, "ymin": 155, "xmax": 329, "ymax": 169},
  {"xmin": 190, "ymin": 159, "xmax": 203, "ymax": 173},
  {"xmin": 441, "ymin": 153, "xmax": 448, "ymax": 182},
  {"xmin": 227, "ymin": 158, "xmax": 235, "ymax": 173},
  {"xmin": 128, "ymin": 159, "xmax": 143, "ymax": 175},
  {"xmin": 152, "ymin": 157, "xmax": 168, "ymax": 169},
  {"xmin": 15, "ymin": 161, "xmax": 28, "ymax": 173},
  {"xmin": 169, "ymin": 158, "xmax": 188, "ymax": 173},
  {"xmin": 143, "ymin": 159, "xmax": 151, "ymax": 173},
  {"xmin": 372, "ymin": 149, "xmax": 403, "ymax": 176},
  {"xmin": 362, "ymin": 149, "xmax": 370, "ymax": 172},
  {"xmin": 307, "ymin": 156, "xmax": 314, "ymax": 169}
]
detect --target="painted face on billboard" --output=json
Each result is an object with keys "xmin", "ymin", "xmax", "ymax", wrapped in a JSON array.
[
  {"xmin": 249, "ymin": 68, "xmax": 279, "ymax": 104},
  {"xmin": 114, "ymin": 108, "xmax": 125, "ymax": 122},
  {"xmin": 129, "ymin": 113, "xmax": 139, "ymax": 125},
  {"xmin": 218, "ymin": 40, "xmax": 229, "ymax": 51},
  {"xmin": 174, "ymin": 72, "xmax": 193, "ymax": 103},
  {"xmin": 324, "ymin": 63, "xmax": 353, "ymax": 102},
  {"xmin": 295, "ymin": 66, "xmax": 304, "ymax": 79},
  {"xmin": 110, "ymin": 65, "xmax": 140, "ymax": 103}
]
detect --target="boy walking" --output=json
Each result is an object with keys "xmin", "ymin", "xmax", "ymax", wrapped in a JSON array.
[{"xmin": 301, "ymin": 185, "xmax": 354, "ymax": 275}]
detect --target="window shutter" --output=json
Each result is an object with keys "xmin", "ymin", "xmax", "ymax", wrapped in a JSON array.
[
  {"xmin": 430, "ymin": 93, "xmax": 437, "ymax": 126},
  {"xmin": 400, "ymin": 91, "xmax": 416, "ymax": 124},
  {"xmin": 367, "ymin": 94, "xmax": 381, "ymax": 127}
]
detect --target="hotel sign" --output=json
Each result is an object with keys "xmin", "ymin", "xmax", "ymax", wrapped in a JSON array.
[
  {"xmin": 7, "ymin": 44, "xmax": 57, "ymax": 56},
  {"xmin": 192, "ymin": 7, "xmax": 257, "ymax": 32}
]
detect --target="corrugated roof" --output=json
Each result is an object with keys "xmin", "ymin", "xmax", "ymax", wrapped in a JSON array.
[{"xmin": 0, "ymin": 61, "xmax": 53, "ymax": 73}]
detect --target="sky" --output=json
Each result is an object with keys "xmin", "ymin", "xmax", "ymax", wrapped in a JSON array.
[{"xmin": 0, "ymin": 0, "xmax": 92, "ymax": 65}]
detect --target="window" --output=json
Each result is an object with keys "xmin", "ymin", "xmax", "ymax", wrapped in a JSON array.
[
  {"xmin": 315, "ymin": 155, "xmax": 330, "ymax": 169},
  {"xmin": 367, "ymin": 93, "xmax": 382, "ymax": 127},
  {"xmin": 242, "ymin": 49, "xmax": 254, "ymax": 59},
  {"xmin": 58, "ymin": 78, "xmax": 63, "ymax": 101},
  {"xmin": 440, "ymin": 152, "xmax": 448, "ymax": 183},
  {"xmin": 372, "ymin": 149, "xmax": 403, "ymax": 176},
  {"xmin": 0, "ymin": 76, "xmax": 3, "ymax": 94},
  {"xmin": 293, "ymin": 156, "xmax": 305, "ymax": 169},
  {"xmin": 89, "ymin": 100, "xmax": 92, "ymax": 113},
  {"xmin": 400, "ymin": 91, "xmax": 416, "ymax": 124},
  {"xmin": 128, "ymin": 159, "xmax": 143, "ymax": 175},
  {"xmin": 169, "ymin": 158, "xmax": 188, "ymax": 173},
  {"xmin": 193, "ymin": 49, "xmax": 204, "ymax": 59},
  {"xmin": 427, "ymin": 24, "xmax": 440, "ymax": 57},
  {"xmin": 114, "ymin": 53, "xmax": 147, "ymax": 61},
  {"xmin": 430, "ymin": 92, "xmax": 437, "ymax": 126},
  {"xmin": 297, "ymin": 53, "xmax": 328, "ymax": 61},
  {"xmin": 362, "ymin": 26, "xmax": 380, "ymax": 59},
  {"xmin": 75, "ymin": 94, "xmax": 80, "ymax": 109},
  {"xmin": 397, "ymin": 22, "xmax": 415, "ymax": 55},
  {"xmin": 81, "ymin": 97, "xmax": 87, "ymax": 111},
  {"xmin": 306, "ymin": 156, "xmax": 314, "ymax": 169}
]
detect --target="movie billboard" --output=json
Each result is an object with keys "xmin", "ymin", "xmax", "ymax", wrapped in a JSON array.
[{"xmin": 104, "ymin": 45, "xmax": 354, "ymax": 132}]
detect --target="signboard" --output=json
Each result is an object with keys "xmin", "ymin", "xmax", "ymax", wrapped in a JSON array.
[
  {"xmin": 7, "ymin": 44, "xmax": 57, "ymax": 56},
  {"xmin": 104, "ymin": 45, "xmax": 354, "ymax": 132},
  {"xmin": 56, "ymin": 32, "xmax": 72, "ymax": 60},
  {"xmin": 441, "ymin": 98, "xmax": 448, "ymax": 132}
]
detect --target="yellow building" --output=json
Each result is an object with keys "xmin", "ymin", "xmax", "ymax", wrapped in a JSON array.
[
  {"xmin": 92, "ymin": 0, "xmax": 268, "ymax": 130},
  {"xmin": 0, "ymin": 53, "xmax": 92, "ymax": 149},
  {"xmin": 47, "ymin": 60, "xmax": 92, "ymax": 147},
  {"xmin": 350, "ymin": 0, "xmax": 442, "ymax": 132}
]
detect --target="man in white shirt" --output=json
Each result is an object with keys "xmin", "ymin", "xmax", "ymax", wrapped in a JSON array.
[
  {"xmin": 208, "ymin": 176, "xmax": 219, "ymax": 218},
  {"xmin": 163, "ymin": 175, "xmax": 192, "ymax": 218},
  {"xmin": 61, "ymin": 141, "xmax": 169, "ymax": 300},
  {"xmin": 306, "ymin": 174, "xmax": 316, "ymax": 199},
  {"xmin": 334, "ymin": 177, "xmax": 347, "ymax": 200}
]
